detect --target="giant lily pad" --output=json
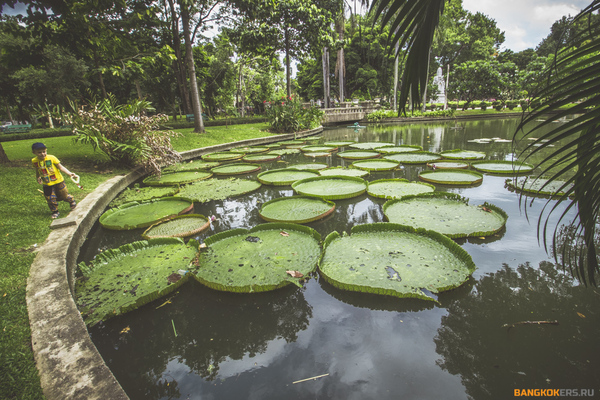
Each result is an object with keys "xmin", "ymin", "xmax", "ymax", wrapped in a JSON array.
[
  {"xmin": 505, "ymin": 177, "xmax": 574, "ymax": 197},
  {"xmin": 142, "ymin": 214, "xmax": 210, "ymax": 239},
  {"xmin": 426, "ymin": 161, "xmax": 469, "ymax": 169},
  {"xmin": 367, "ymin": 179, "xmax": 435, "ymax": 199},
  {"xmin": 382, "ymin": 192, "xmax": 507, "ymax": 238},
  {"xmin": 288, "ymin": 163, "xmax": 328, "ymax": 171},
  {"xmin": 278, "ymin": 140, "xmax": 306, "ymax": 146},
  {"xmin": 243, "ymin": 154, "xmax": 281, "ymax": 163},
  {"xmin": 301, "ymin": 145, "xmax": 338, "ymax": 153},
  {"xmin": 292, "ymin": 176, "xmax": 367, "ymax": 200},
  {"xmin": 99, "ymin": 197, "xmax": 194, "ymax": 230},
  {"xmin": 229, "ymin": 146, "xmax": 269, "ymax": 154},
  {"xmin": 143, "ymin": 171, "xmax": 212, "ymax": 186},
  {"xmin": 175, "ymin": 178, "xmax": 261, "ymax": 203},
  {"xmin": 259, "ymin": 196, "xmax": 335, "ymax": 223},
  {"xmin": 194, "ymin": 223, "xmax": 321, "ymax": 292},
  {"xmin": 384, "ymin": 151, "xmax": 442, "ymax": 164},
  {"xmin": 319, "ymin": 167, "xmax": 369, "ymax": 178},
  {"xmin": 318, "ymin": 223, "xmax": 476, "ymax": 301},
  {"xmin": 110, "ymin": 185, "xmax": 180, "ymax": 208},
  {"xmin": 470, "ymin": 160, "xmax": 534, "ymax": 175},
  {"xmin": 76, "ymin": 238, "xmax": 199, "ymax": 326},
  {"xmin": 337, "ymin": 150, "xmax": 381, "ymax": 160},
  {"xmin": 352, "ymin": 159, "xmax": 400, "ymax": 171},
  {"xmin": 211, "ymin": 163, "xmax": 261, "ymax": 175},
  {"xmin": 163, "ymin": 160, "xmax": 220, "ymax": 173},
  {"xmin": 376, "ymin": 145, "xmax": 422, "ymax": 154},
  {"xmin": 349, "ymin": 142, "xmax": 394, "ymax": 150},
  {"xmin": 324, "ymin": 141, "xmax": 356, "ymax": 147},
  {"xmin": 202, "ymin": 152, "xmax": 244, "ymax": 161},
  {"xmin": 419, "ymin": 169, "xmax": 483, "ymax": 186},
  {"xmin": 440, "ymin": 149, "xmax": 486, "ymax": 160},
  {"xmin": 257, "ymin": 168, "xmax": 319, "ymax": 185},
  {"xmin": 268, "ymin": 148, "xmax": 301, "ymax": 156}
]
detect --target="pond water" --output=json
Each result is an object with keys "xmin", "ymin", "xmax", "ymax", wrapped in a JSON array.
[{"xmin": 81, "ymin": 118, "xmax": 600, "ymax": 400}]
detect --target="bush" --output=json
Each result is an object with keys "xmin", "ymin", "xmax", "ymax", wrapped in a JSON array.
[
  {"xmin": 506, "ymin": 100, "xmax": 519, "ymax": 110},
  {"xmin": 492, "ymin": 100, "xmax": 504, "ymax": 111},
  {"xmin": 520, "ymin": 99, "xmax": 529, "ymax": 110},
  {"xmin": 366, "ymin": 109, "xmax": 397, "ymax": 121},
  {"xmin": 479, "ymin": 101, "xmax": 488, "ymax": 110},
  {"xmin": 264, "ymin": 96, "xmax": 324, "ymax": 133}
]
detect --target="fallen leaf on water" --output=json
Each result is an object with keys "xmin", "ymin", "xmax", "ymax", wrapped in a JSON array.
[
  {"xmin": 167, "ymin": 273, "xmax": 182, "ymax": 283},
  {"xmin": 577, "ymin": 312, "xmax": 586, "ymax": 318},
  {"xmin": 120, "ymin": 326, "xmax": 131, "ymax": 334},
  {"xmin": 481, "ymin": 206, "xmax": 492, "ymax": 213},
  {"xmin": 286, "ymin": 270, "xmax": 304, "ymax": 278},
  {"xmin": 280, "ymin": 231, "xmax": 290, "ymax": 237}
]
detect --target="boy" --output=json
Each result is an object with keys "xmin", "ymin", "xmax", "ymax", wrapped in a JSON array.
[{"xmin": 31, "ymin": 142, "xmax": 78, "ymax": 219}]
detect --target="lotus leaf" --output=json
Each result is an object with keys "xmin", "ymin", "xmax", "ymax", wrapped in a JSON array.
[
  {"xmin": 211, "ymin": 163, "xmax": 261, "ymax": 175},
  {"xmin": 142, "ymin": 214, "xmax": 210, "ymax": 239},
  {"xmin": 318, "ymin": 223, "xmax": 476, "ymax": 301},
  {"xmin": 349, "ymin": 142, "xmax": 394, "ymax": 150},
  {"xmin": 110, "ymin": 186, "xmax": 180, "ymax": 208},
  {"xmin": 257, "ymin": 168, "xmax": 319, "ymax": 185},
  {"xmin": 194, "ymin": 223, "xmax": 321, "ymax": 292},
  {"xmin": 427, "ymin": 161, "xmax": 469, "ymax": 169},
  {"xmin": 175, "ymin": 178, "xmax": 261, "ymax": 203},
  {"xmin": 292, "ymin": 176, "xmax": 367, "ymax": 200},
  {"xmin": 202, "ymin": 152, "xmax": 244, "ymax": 161},
  {"xmin": 229, "ymin": 146, "xmax": 269, "ymax": 154},
  {"xmin": 163, "ymin": 160, "xmax": 220, "ymax": 173},
  {"xmin": 243, "ymin": 154, "xmax": 281, "ymax": 163},
  {"xmin": 301, "ymin": 145, "xmax": 338, "ymax": 153},
  {"xmin": 352, "ymin": 159, "xmax": 400, "ymax": 171},
  {"xmin": 288, "ymin": 163, "xmax": 328, "ymax": 170},
  {"xmin": 319, "ymin": 167, "xmax": 369, "ymax": 178},
  {"xmin": 470, "ymin": 161, "xmax": 534, "ymax": 175},
  {"xmin": 99, "ymin": 198, "xmax": 194, "ymax": 230},
  {"xmin": 382, "ymin": 192, "xmax": 507, "ymax": 238},
  {"xmin": 268, "ymin": 148, "xmax": 301, "ymax": 155},
  {"xmin": 440, "ymin": 149, "xmax": 486, "ymax": 160},
  {"xmin": 337, "ymin": 150, "xmax": 381, "ymax": 160},
  {"xmin": 143, "ymin": 171, "xmax": 212, "ymax": 186},
  {"xmin": 419, "ymin": 170, "xmax": 483, "ymax": 186},
  {"xmin": 76, "ymin": 238, "xmax": 199, "ymax": 326},
  {"xmin": 259, "ymin": 196, "xmax": 335, "ymax": 223},
  {"xmin": 304, "ymin": 152, "xmax": 332, "ymax": 158},
  {"xmin": 384, "ymin": 151, "xmax": 442, "ymax": 164},
  {"xmin": 505, "ymin": 177, "xmax": 574, "ymax": 197},
  {"xmin": 324, "ymin": 141, "xmax": 356, "ymax": 147},
  {"xmin": 376, "ymin": 145, "xmax": 422, "ymax": 154},
  {"xmin": 367, "ymin": 179, "xmax": 435, "ymax": 199}
]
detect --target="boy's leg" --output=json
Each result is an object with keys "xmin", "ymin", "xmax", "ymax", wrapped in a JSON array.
[
  {"xmin": 43, "ymin": 185, "xmax": 59, "ymax": 216},
  {"xmin": 54, "ymin": 181, "xmax": 76, "ymax": 209}
]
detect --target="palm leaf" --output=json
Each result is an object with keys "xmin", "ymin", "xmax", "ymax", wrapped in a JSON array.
[{"xmin": 517, "ymin": 0, "xmax": 600, "ymax": 285}]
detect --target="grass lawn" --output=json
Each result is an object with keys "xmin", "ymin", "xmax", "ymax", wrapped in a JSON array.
[{"xmin": 0, "ymin": 123, "xmax": 276, "ymax": 399}]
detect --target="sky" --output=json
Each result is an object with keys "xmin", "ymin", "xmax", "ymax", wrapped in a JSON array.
[{"xmin": 462, "ymin": 0, "xmax": 592, "ymax": 51}]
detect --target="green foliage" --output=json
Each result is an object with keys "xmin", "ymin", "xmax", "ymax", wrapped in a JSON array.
[
  {"xmin": 175, "ymin": 178, "xmax": 262, "ymax": 203},
  {"xmin": 99, "ymin": 198, "xmax": 194, "ymax": 230},
  {"xmin": 264, "ymin": 96, "xmax": 324, "ymax": 133}
]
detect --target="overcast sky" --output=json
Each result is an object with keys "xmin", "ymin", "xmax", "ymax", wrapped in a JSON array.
[{"xmin": 462, "ymin": 0, "xmax": 591, "ymax": 51}]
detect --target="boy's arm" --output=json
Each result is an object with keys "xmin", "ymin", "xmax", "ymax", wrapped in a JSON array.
[
  {"xmin": 34, "ymin": 163, "xmax": 43, "ymax": 184},
  {"xmin": 57, "ymin": 163, "xmax": 76, "ymax": 178}
]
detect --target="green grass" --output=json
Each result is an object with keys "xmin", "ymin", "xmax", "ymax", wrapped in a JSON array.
[{"xmin": 170, "ymin": 122, "xmax": 275, "ymax": 151}]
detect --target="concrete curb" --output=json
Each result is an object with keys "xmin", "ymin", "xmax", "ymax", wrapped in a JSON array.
[{"xmin": 26, "ymin": 127, "xmax": 322, "ymax": 399}]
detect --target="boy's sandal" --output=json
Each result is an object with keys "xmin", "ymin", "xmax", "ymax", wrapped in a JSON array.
[
  {"xmin": 51, "ymin": 212, "xmax": 60, "ymax": 219},
  {"xmin": 70, "ymin": 201, "xmax": 77, "ymax": 210}
]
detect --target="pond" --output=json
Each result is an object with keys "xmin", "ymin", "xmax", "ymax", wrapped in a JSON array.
[{"xmin": 80, "ymin": 118, "xmax": 599, "ymax": 400}]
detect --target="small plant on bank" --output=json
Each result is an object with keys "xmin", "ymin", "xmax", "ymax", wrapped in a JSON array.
[{"xmin": 264, "ymin": 96, "xmax": 324, "ymax": 133}]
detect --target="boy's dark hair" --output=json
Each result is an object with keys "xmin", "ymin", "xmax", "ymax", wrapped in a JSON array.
[{"xmin": 32, "ymin": 142, "xmax": 46, "ymax": 151}]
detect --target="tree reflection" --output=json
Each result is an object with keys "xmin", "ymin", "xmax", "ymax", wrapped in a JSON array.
[{"xmin": 434, "ymin": 262, "xmax": 600, "ymax": 399}]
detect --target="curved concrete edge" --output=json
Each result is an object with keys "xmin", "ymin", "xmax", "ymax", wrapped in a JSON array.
[{"xmin": 26, "ymin": 127, "xmax": 322, "ymax": 399}]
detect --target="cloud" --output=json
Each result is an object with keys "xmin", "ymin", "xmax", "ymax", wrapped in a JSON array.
[{"xmin": 462, "ymin": 0, "xmax": 590, "ymax": 51}]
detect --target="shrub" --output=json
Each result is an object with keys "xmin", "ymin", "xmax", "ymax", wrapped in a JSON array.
[
  {"xmin": 492, "ymin": 100, "xmax": 504, "ymax": 111},
  {"xmin": 506, "ymin": 100, "xmax": 519, "ymax": 110},
  {"xmin": 264, "ymin": 96, "xmax": 324, "ymax": 133},
  {"xmin": 479, "ymin": 101, "xmax": 488, "ymax": 110},
  {"xmin": 519, "ymin": 99, "xmax": 529, "ymax": 110}
]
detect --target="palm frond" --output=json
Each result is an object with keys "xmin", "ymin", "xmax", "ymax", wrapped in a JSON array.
[{"xmin": 518, "ymin": 0, "xmax": 600, "ymax": 285}]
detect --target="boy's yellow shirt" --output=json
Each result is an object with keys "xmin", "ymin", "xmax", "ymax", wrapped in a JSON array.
[{"xmin": 32, "ymin": 154, "xmax": 65, "ymax": 185}]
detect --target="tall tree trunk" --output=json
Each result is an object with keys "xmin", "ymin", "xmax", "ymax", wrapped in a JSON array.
[
  {"xmin": 336, "ymin": 15, "xmax": 345, "ymax": 103},
  {"xmin": 135, "ymin": 79, "xmax": 143, "ymax": 99},
  {"xmin": 167, "ymin": 0, "xmax": 191, "ymax": 115},
  {"xmin": 238, "ymin": 62, "xmax": 245, "ymax": 118},
  {"xmin": 393, "ymin": 44, "xmax": 399, "ymax": 112},
  {"xmin": 444, "ymin": 64, "xmax": 450, "ymax": 110},
  {"xmin": 0, "ymin": 143, "xmax": 9, "ymax": 164},
  {"xmin": 6, "ymin": 104, "xmax": 13, "ymax": 124},
  {"xmin": 94, "ymin": 51, "xmax": 107, "ymax": 99},
  {"xmin": 284, "ymin": 28, "xmax": 292, "ymax": 99},
  {"xmin": 181, "ymin": 3, "xmax": 205, "ymax": 133},
  {"xmin": 322, "ymin": 47, "xmax": 330, "ymax": 108},
  {"xmin": 421, "ymin": 50, "xmax": 431, "ymax": 113}
]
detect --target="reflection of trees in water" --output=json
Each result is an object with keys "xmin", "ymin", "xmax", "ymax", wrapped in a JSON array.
[
  {"xmin": 90, "ymin": 282, "xmax": 312, "ymax": 399},
  {"xmin": 552, "ymin": 224, "xmax": 600, "ymax": 283},
  {"xmin": 435, "ymin": 261, "xmax": 600, "ymax": 400}
]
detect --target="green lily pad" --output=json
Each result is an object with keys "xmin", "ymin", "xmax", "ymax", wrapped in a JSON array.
[
  {"xmin": 163, "ymin": 160, "xmax": 220, "ymax": 173},
  {"xmin": 142, "ymin": 214, "xmax": 211, "ymax": 239},
  {"xmin": 324, "ymin": 141, "xmax": 356, "ymax": 147},
  {"xmin": 175, "ymin": 178, "xmax": 261, "ymax": 203},
  {"xmin": 440, "ymin": 149, "xmax": 486, "ymax": 160},
  {"xmin": 278, "ymin": 140, "xmax": 306, "ymax": 146},
  {"xmin": 318, "ymin": 223, "xmax": 476, "ymax": 301},
  {"xmin": 375, "ymin": 145, "xmax": 422, "ymax": 154},
  {"xmin": 257, "ymin": 168, "xmax": 320, "ymax": 186},
  {"xmin": 229, "ymin": 146, "xmax": 269, "ymax": 154},
  {"xmin": 382, "ymin": 192, "xmax": 507, "ymax": 238},
  {"xmin": 470, "ymin": 160, "xmax": 535, "ymax": 175},
  {"xmin": 349, "ymin": 142, "xmax": 394, "ymax": 150},
  {"xmin": 211, "ymin": 163, "xmax": 261, "ymax": 175},
  {"xmin": 268, "ymin": 148, "xmax": 301, "ymax": 156},
  {"xmin": 76, "ymin": 238, "xmax": 199, "ymax": 326},
  {"xmin": 367, "ymin": 179, "xmax": 435, "ymax": 199},
  {"xmin": 505, "ymin": 177, "xmax": 574, "ymax": 197},
  {"xmin": 99, "ymin": 197, "xmax": 194, "ymax": 230},
  {"xmin": 288, "ymin": 163, "xmax": 328, "ymax": 170},
  {"xmin": 384, "ymin": 151, "xmax": 442, "ymax": 164},
  {"xmin": 194, "ymin": 223, "xmax": 321, "ymax": 293},
  {"xmin": 352, "ymin": 159, "xmax": 400, "ymax": 171},
  {"xmin": 259, "ymin": 196, "xmax": 336, "ymax": 223},
  {"xmin": 319, "ymin": 167, "xmax": 369, "ymax": 178},
  {"xmin": 143, "ymin": 171, "xmax": 212, "ymax": 186},
  {"xmin": 337, "ymin": 150, "xmax": 381, "ymax": 160},
  {"xmin": 304, "ymin": 152, "xmax": 332, "ymax": 158},
  {"xmin": 301, "ymin": 145, "xmax": 338, "ymax": 153},
  {"xmin": 109, "ymin": 186, "xmax": 180, "ymax": 208},
  {"xmin": 242, "ymin": 154, "xmax": 281, "ymax": 163},
  {"xmin": 292, "ymin": 176, "xmax": 367, "ymax": 200},
  {"xmin": 426, "ymin": 161, "xmax": 469, "ymax": 169},
  {"xmin": 419, "ymin": 169, "xmax": 483, "ymax": 186},
  {"xmin": 202, "ymin": 152, "xmax": 244, "ymax": 161}
]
